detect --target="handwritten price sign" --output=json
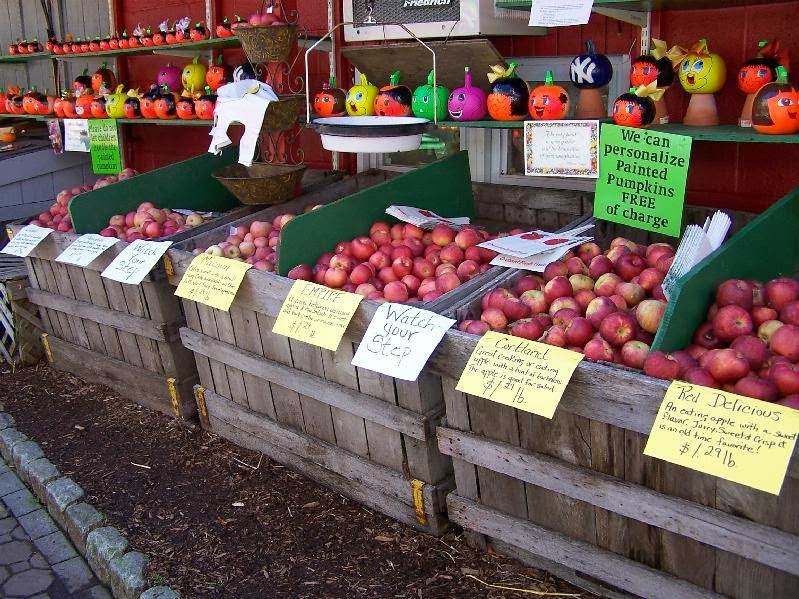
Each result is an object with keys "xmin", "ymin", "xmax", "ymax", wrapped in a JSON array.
[
  {"xmin": 272, "ymin": 280, "xmax": 363, "ymax": 351},
  {"xmin": 174, "ymin": 253, "xmax": 251, "ymax": 311},
  {"xmin": 456, "ymin": 332, "xmax": 583, "ymax": 418},
  {"xmin": 644, "ymin": 382, "xmax": 799, "ymax": 494}
]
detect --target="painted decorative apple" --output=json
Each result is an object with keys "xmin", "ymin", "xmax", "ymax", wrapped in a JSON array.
[
  {"xmin": 157, "ymin": 63, "xmax": 182, "ymax": 92},
  {"xmin": 374, "ymin": 71, "xmax": 413, "ymax": 117},
  {"xmin": 99, "ymin": 37, "xmax": 110, "ymax": 51},
  {"xmin": 313, "ymin": 77, "xmax": 347, "ymax": 118},
  {"xmin": 613, "ymin": 87, "xmax": 656, "ymax": 128},
  {"xmin": 570, "ymin": 41, "xmax": 612, "ymax": 118},
  {"xmin": 91, "ymin": 63, "xmax": 117, "ymax": 94},
  {"xmin": 412, "ymin": 69, "xmax": 450, "ymax": 121},
  {"xmin": 105, "ymin": 85, "xmax": 128, "ymax": 119},
  {"xmin": 109, "ymin": 34, "xmax": 119, "ymax": 50},
  {"xmin": 73, "ymin": 69, "xmax": 92, "ymax": 94},
  {"xmin": 182, "ymin": 56, "xmax": 207, "ymax": 93},
  {"xmin": 752, "ymin": 66, "xmax": 799, "ymax": 135},
  {"xmin": 140, "ymin": 27, "xmax": 153, "ymax": 46},
  {"xmin": 738, "ymin": 39, "xmax": 788, "ymax": 127},
  {"xmin": 487, "ymin": 62, "xmax": 529, "ymax": 121},
  {"xmin": 346, "ymin": 73, "xmax": 379, "ymax": 116},
  {"xmin": 529, "ymin": 70, "xmax": 570, "ymax": 120},
  {"xmin": 447, "ymin": 67, "xmax": 487, "ymax": 122},
  {"xmin": 216, "ymin": 17, "xmax": 233, "ymax": 38},
  {"xmin": 678, "ymin": 39, "xmax": 727, "ymax": 126},
  {"xmin": 119, "ymin": 31, "xmax": 130, "ymax": 49},
  {"xmin": 89, "ymin": 37, "xmax": 100, "ymax": 52},
  {"xmin": 194, "ymin": 88, "xmax": 217, "ymax": 120},
  {"xmin": 206, "ymin": 57, "xmax": 230, "ymax": 92}
]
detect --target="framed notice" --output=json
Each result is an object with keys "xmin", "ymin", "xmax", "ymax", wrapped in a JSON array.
[{"xmin": 524, "ymin": 120, "xmax": 599, "ymax": 178}]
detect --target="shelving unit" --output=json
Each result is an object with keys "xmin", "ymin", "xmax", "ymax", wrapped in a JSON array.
[
  {"xmin": 51, "ymin": 36, "xmax": 241, "ymax": 60},
  {"xmin": 0, "ymin": 52, "xmax": 52, "ymax": 64}
]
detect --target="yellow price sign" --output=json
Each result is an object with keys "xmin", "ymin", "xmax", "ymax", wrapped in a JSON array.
[
  {"xmin": 272, "ymin": 280, "xmax": 363, "ymax": 351},
  {"xmin": 456, "ymin": 331, "xmax": 583, "ymax": 419},
  {"xmin": 174, "ymin": 253, "xmax": 252, "ymax": 311},
  {"xmin": 644, "ymin": 381, "xmax": 799, "ymax": 495}
]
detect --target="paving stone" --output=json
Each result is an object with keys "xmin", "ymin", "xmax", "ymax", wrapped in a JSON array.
[
  {"xmin": 18, "ymin": 509, "xmax": 58, "ymax": 540},
  {"xmin": 3, "ymin": 567, "xmax": 54, "ymax": 596},
  {"xmin": 0, "ymin": 534, "xmax": 9, "ymax": 543},
  {"xmin": 0, "ymin": 429, "xmax": 27, "ymax": 462},
  {"xmin": 86, "ymin": 527, "xmax": 128, "ymax": 585},
  {"xmin": 0, "ymin": 471, "xmax": 25, "ymax": 498},
  {"xmin": 0, "ymin": 413, "xmax": 15, "ymax": 431},
  {"xmin": 29, "ymin": 552, "xmax": 49, "ymax": 568},
  {"xmin": 9, "ymin": 560, "xmax": 28, "ymax": 573},
  {"xmin": 0, "ymin": 539, "xmax": 34, "ymax": 565},
  {"xmin": 53, "ymin": 555, "xmax": 95, "ymax": 594},
  {"xmin": 44, "ymin": 478, "xmax": 84, "ymax": 529},
  {"xmin": 33, "ymin": 530, "xmax": 78, "ymax": 565},
  {"xmin": 0, "ymin": 459, "xmax": 10, "ymax": 475},
  {"xmin": 0, "ymin": 564, "xmax": 8, "ymax": 584},
  {"xmin": 11, "ymin": 441, "xmax": 44, "ymax": 472},
  {"xmin": 25, "ymin": 458, "xmax": 60, "ymax": 499},
  {"xmin": 0, "ymin": 517, "xmax": 16, "ymax": 535},
  {"xmin": 0, "ymin": 503, "xmax": 8, "ymax": 518},
  {"xmin": 11, "ymin": 525, "xmax": 28, "ymax": 540},
  {"xmin": 65, "ymin": 502, "xmax": 105, "ymax": 554},
  {"xmin": 108, "ymin": 551, "xmax": 148, "ymax": 599},
  {"xmin": 79, "ymin": 584, "xmax": 114, "ymax": 599},
  {"xmin": 3, "ymin": 488, "xmax": 40, "ymax": 517},
  {"xmin": 140, "ymin": 585, "xmax": 180, "ymax": 599}
]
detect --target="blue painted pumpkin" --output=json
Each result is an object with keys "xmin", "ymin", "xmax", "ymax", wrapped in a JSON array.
[{"xmin": 569, "ymin": 41, "xmax": 613, "ymax": 89}]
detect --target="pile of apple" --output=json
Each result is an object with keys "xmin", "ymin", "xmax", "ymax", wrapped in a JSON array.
[
  {"xmin": 31, "ymin": 169, "xmax": 138, "ymax": 233},
  {"xmin": 459, "ymin": 237, "xmax": 674, "ymax": 369},
  {"xmin": 191, "ymin": 213, "xmax": 296, "ymax": 273},
  {"xmin": 99, "ymin": 202, "xmax": 208, "ymax": 242},
  {"xmin": 662, "ymin": 277, "xmax": 799, "ymax": 406},
  {"xmin": 285, "ymin": 222, "xmax": 501, "ymax": 303}
]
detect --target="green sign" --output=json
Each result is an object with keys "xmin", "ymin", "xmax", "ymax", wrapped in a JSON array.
[
  {"xmin": 87, "ymin": 119, "xmax": 121, "ymax": 175},
  {"xmin": 594, "ymin": 124, "xmax": 692, "ymax": 238}
]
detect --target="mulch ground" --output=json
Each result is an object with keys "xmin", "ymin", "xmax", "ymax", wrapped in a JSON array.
[{"xmin": 0, "ymin": 363, "xmax": 588, "ymax": 599}]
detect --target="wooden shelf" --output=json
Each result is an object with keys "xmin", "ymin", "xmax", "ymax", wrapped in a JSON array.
[
  {"xmin": 436, "ymin": 120, "xmax": 525, "ymax": 129},
  {"xmin": 0, "ymin": 52, "xmax": 51, "ymax": 64},
  {"xmin": 496, "ymin": 0, "xmax": 799, "ymax": 9},
  {"xmin": 0, "ymin": 114, "xmax": 213, "ymax": 127}
]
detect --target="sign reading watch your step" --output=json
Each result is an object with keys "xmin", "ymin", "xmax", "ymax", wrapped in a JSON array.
[{"xmin": 594, "ymin": 125, "xmax": 691, "ymax": 238}]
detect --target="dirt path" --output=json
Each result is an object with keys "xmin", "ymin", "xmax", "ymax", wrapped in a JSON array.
[{"xmin": 0, "ymin": 364, "xmax": 586, "ymax": 598}]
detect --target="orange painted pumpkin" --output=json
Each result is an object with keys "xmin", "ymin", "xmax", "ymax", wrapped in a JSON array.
[
  {"xmin": 313, "ymin": 77, "xmax": 347, "ymax": 118},
  {"xmin": 92, "ymin": 63, "xmax": 117, "ymax": 93},
  {"xmin": 528, "ymin": 71, "xmax": 570, "ymax": 120},
  {"xmin": 90, "ymin": 96, "xmax": 107, "ymax": 119},
  {"xmin": 753, "ymin": 66, "xmax": 799, "ymax": 134},
  {"xmin": 74, "ymin": 92, "xmax": 94, "ymax": 118}
]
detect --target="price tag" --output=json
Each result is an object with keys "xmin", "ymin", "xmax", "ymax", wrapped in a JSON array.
[
  {"xmin": 644, "ymin": 382, "xmax": 799, "ymax": 495},
  {"xmin": 174, "ymin": 253, "xmax": 252, "ymax": 311},
  {"xmin": 456, "ymin": 332, "xmax": 583, "ymax": 418},
  {"xmin": 351, "ymin": 303, "xmax": 454, "ymax": 381},
  {"xmin": 100, "ymin": 239, "xmax": 172, "ymax": 285},
  {"xmin": 1, "ymin": 225, "xmax": 52, "ymax": 257},
  {"xmin": 55, "ymin": 234, "xmax": 119, "ymax": 267},
  {"xmin": 272, "ymin": 280, "xmax": 363, "ymax": 351}
]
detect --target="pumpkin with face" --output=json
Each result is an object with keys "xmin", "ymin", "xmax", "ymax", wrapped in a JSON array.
[
  {"xmin": 92, "ymin": 63, "xmax": 117, "ymax": 94},
  {"xmin": 140, "ymin": 86, "xmax": 160, "ymax": 119},
  {"xmin": 7, "ymin": 92, "xmax": 25, "ymax": 115},
  {"xmin": 529, "ymin": 71, "xmax": 570, "ymax": 120},
  {"xmin": 737, "ymin": 39, "xmax": 789, "ymax": 127},
  {"xmin": 206, "ymin": 57, "xmax": 230, "ymax": 92},
  {"xmin": 22, "ymin": 89, "xmax": 44, "ymax": 115},
  {"xmin": 36, "ymin": 90, "xmax": 56, "ymax": 116},
  {"xmin": 631, "ymin": 55, "xmax": 673, "ymax": 88},
  {"xmin": 447, "ymin": 67, "xmax": 487, "ymax": 121},
  {"xmin": 346, "ymin": 73, "xmax": 379, "ymax": 116},
  {"xmin": 487, "ymin": 62, "xmax": 529, "ymax": 121},
  {"xmin": 412, "ymin": 70, "xmax": 449, "ymax": 121},
  {"xmin": 182, "ymin": 56, "xmax": 207, "ymax": 94},
  {"xmin": 61, "ymin": 94, "xmax": 78, "ymax": 118},
  {"xmin": 375, "ymin": 71, "xmax": 413, "ymax": 117},
  {"xmin": 313, "ymin": 78, "xmax": 347, "ymax": 118},
  {"xmin": 73, "ymin": 69, "xmax": 92, "ymax": 94},
  {"xmin": 613, "ymin": 88, "xmax": 657, "ymax": 128},
  {"xmin": 194, "ymin": 88, "xmax": 217, "ymax": 120},
  {"xmin": 753, "ymin": 66, "xmax": 799, "ymax": 134},
  {"xmin": 90, "ymin": 96, "xmax": 107, "ymax": 119},
  {"xmin": 123, "ymin": 92, "xmax": 142, "ymax": 119},
  {"xmin": 154, "ymin": 86, "xmax": 179, "ymax": 119},
  {"xmin": 176, "ymin": 93, "xmax": 197, "ymax": 120},
  {"xmin": 75, "ymin": 92, "xmax": 94, "ymax": 118},
  {"xmin": 678, "ymin": 39, "xmax": 726, "ymax": 94},
  {"xmin": 105, "ymin": 85, "xmax": 128, "ymax": 118}
]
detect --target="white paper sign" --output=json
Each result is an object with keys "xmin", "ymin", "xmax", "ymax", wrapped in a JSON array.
[
  {"xmin": 351, "ymin": 303, "xmax": 455, "ymax": 381},
  {"xmin": 529, "ymin": 0, "xmax": 593, "ymax": 27},
  {"xmin": 100, "ymin": 239, "xmax": 172, "ymax": 284},
  {"xmin": 385, "ymin": 206, "xmax": 471, "ymax": 230},
  {"xmin": 1, "ymin": 225, "xmax": 52, "ymax": 257},
  {"xmin": 490, "ymin": 246, "xmax": 574, "ymax": 272},
  {"xmin": 63, "ymin": 119, "xmax": 90, "ymax": 152},
  {"xmin": 524, "ymin": 121, "xmax": 599, "ymax": 178},
  {"xmin": 479, "ymin": 230, "xmax": 593, "ymax": 259},
  {"xmin": 56, "ymin": 234, "xmax": 119, "ymax": 267}
]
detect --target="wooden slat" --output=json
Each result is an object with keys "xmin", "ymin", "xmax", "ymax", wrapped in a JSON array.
[
  {"xmin": 437, "ymin": 427, "xmax": 799, "ymax": 576},
  {"xmin": 102, "ymin": 278, "xmax": 144, "ymax": 368},
  {"xmin": 447, "ymin": 494, "xmax": 723, "ymax": 599},
  {"xmin": 121, "ymin": 283, "xmax": 163, "ymax": 374},
  {"xmin": 82, "ymin": 269, "xmax": 124, "ymax": 361},
  {"xmin": 322, "ymin": 342, "xmax": 370, "ymax": 457},
  {"xmin": 355, "ymin": 360, "xmax": 405, "ymax": 471},
  {"xmin": 63, "ymin": 265, "xmax": 107, "ymax": 354},
  {"xmin": 180, "ymin": 327, "xmax": 429, "ymax": 441},
  {"xmin": 26, "ymin": 288, "xmax": 176, "ymax": 342},
  {"xmin": 181, "ymin": 301, "xmax": 214, "ymax": 391},
  {"xmin": 288, "ymin": 338, "xmax": 337, "ymax": 444},
  {"xmin": 228, "ymin": 305, "xmax": 276, "ymax": 418}
]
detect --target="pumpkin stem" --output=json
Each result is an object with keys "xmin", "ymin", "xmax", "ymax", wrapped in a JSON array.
[
  {"xmin": 507, "ymin": 61, "xmax": 518, "ymax": 78},
  {"xmin": 585, "ymin": 40, "xmax": 596, "ymax": 55},
  {"xmin": 205, "ymin": 85, "xmax": 212, "ymax": 94},
  {"xmin": 329, "ymin": 76, "xmax": 337, "ymax": 88},
  {"xmin": 100, "ymin": 62, "xmax": 107, "ymax": 70},
  {"xmin": 758, "ymin": 40, "xmax": 768, "ymax": 48},
  {"xmin": 359, "ymin": 73, "xmax": 369, "ymax": 87},
  {"xmin": 193, "ymin": 55, "xmax": 200, "ymax": 65},
  {"xmin": 776, "ymin": 65, "xmax": 789, "ymax": 83},
  {"xmin": 116, "ymin": 84, "xmax": 124, "ymax": 93},
  {"xmin": 389, "ymin": 71, "xmax": 401, "ymax": 86},
  {"xmin": 82, "ymin": 68, "xmax": 88, "ymax": 76},
  {"xmin": 217, "ymin": 55, "xmax": 224, "ymax": 66},
  {"xmin": 464, "ymin": 66, "xmax": 472, "ymax": 88},
  {"xmin": 545, "ymin": 70, "xmax": 554, "ymax": 86},
  {"xmin": 427, "ymin": 70, "xmax": 436, "ymax": 86}
]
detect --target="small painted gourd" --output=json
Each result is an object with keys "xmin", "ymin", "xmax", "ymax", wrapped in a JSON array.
[
  {"xmin": 91, "ymin": 63, "xmax": 117, "ymax": 94},
  {"xmin": 206, "ymin": 57, "xmax": 230, "ymax": 92},
  {"xmin": 487, "ymin": 62, "xmax": 529, "ymax": 121},
  {"xmin": 447, "ymin": 67, "xmax": 487, "ymax": 121},
  {"xmin": 74, "ymin": 92, "xmax": 94, "ymax": 118},
  {"xmin": 157, "ymin": 63, "xmax": 182, "ymax": 93},
  {"xmin": 569, "ymin": 41, "xmax": 613, "ymax": 89},
  {"xmin": 313, "ymin": 77, "xmax": 347, "ymax": 118},
  {"xmin": 182, "ymin": 56, "xmax": 207, "ymax": 94},
  {"xmin": 375, "ymin": 71, "xmax": 413, "ymax": 117},
  {"xmin": 529, "ymin": 71, "xmax": 570, "ymax": 120},
  {"xmin": 678, "ymin": 39, "xmax": 726, "ymax": 94},
  {"xmin": 105, "ymin": 84, "xmax": 128, "ymax": 118},
  {"xmin": 154, "ymin": 86, "xmax": 179, "ymax": 119},
  {"xmin": 176, "ymin": 93, "xmax": 197, "ymax": 120},
  {"xmin": 631, "ymin": 43, "xmax": 676, "ymax": 89},
  {"xmin": 22, "ymin": 88, "xmax": 44, "ymax": 115},
  {"xmin": 412, "ymin": 70, "xmax": 449, "ymax": 121},
  {"xmin": 194, "ymin": 87, "xmax": 217, "ymax": 120},
  {"xmin": 123, "ymin": 92, "xmax": 142, "ymax": 119},
  {"xmin": 613, "ymin": 88, "xmax": 656, "ymax": 128},
  {"xmin": 139, "ymin": 86, "xmax": 160, "ymax": 119},
  {"xmin": 738, "ymin": 41, "xmax": 781, "ymax": 94},
  {"xmin": 90, "ymin": 96, "xmax": 107, "ymax": 119},
  {"xmin": 346, "ymin": 73, "xmax": 379, "ymax": 117},
  {"xmin": 753, "ymin": 66, "xmax": 799, "ymax": 135}
]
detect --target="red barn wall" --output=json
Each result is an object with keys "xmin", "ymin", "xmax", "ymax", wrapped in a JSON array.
[{"xmin": 118, "ymin": 0, "xmax": 799, "ymax": 214}]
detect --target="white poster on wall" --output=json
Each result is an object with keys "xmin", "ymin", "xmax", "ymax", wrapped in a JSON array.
[
  {"xmin": 63, "ymin": 119, "xmax": 90, "ymax": 152},
  {"xmin": 524, "ymin": 120, "xmax": 599, "ymax": 178}
]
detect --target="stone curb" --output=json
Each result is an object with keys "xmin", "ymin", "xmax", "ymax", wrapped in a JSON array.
[{"xmin": 0, "ymin": 414, "xmax": 180, "ymax": 599}]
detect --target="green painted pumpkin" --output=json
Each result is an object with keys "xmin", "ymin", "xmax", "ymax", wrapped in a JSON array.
[{"xmin": 412, "ymin": 70, "xmax": 450, "ymax": 121}]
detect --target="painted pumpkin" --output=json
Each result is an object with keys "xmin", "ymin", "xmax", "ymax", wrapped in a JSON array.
[
  {"xmin": 190, "ymin": 23, "xmax": 209, "ymax": 41},
  {"xmin": 7, "ymin": 92, "xmax": 25, "ymax": 115},
  {"xmin": 182, "ymin": 56, "xmax": 207, "ymax": 93},
  {"xmin": 346, "ymin": 73, "xmax": 379, "ymax": 116},
  {"xmin": 529, "ymin": 71, "xmax": 570, "ymax": 120},
  {"xmin": 374, "ymin": 71, "xmax": 413, "ymax": 117},
  {"xmin": 176, "ymin": 93, "xmax": 196, "ymax": 119},
  {"xmin": 90, "ymin": 96, "xmax": 107, "ymax": 119},
  {"xmin": 678, "ymin": 39, "xmax": 726, "ymax": 94},
  {"xmin": 631, "ymin": 48, "xmax": 675, "ymax": 89},
  {"xmin": 753, "ymin": 66, "xmax": 799, "ymax": 134},
  {"xmin": 61, "ymin": 95, "xmax": 78, "ymax": 118},
  {"xmin": 74, "ymin": 69, "xmax": 92, "ymax": 94},
  {"xmin": 105, "ymin": 85, "xmax": 128, "ymax": 118},
  {"xmin": 74, "ymin": 92, "xmax": 94, "ymax": 117},
  {"xmin": 80, "ymin": 40, "xmax": 90, "ymax": 53},
  {"xmin": 412, "ymin": 69, "xmax": 450, "ymax": 121},
  {"xmin": 154, "ymin": 86, "xmax": 179, "ymax": 119},
  {"xmin": 613, "ymin": 88, "xmax": 656, "ymax": 128},
  {"xmin": 89, "ymin": 37, "xmax": 100, "ymax": 52},
  {"xmin": 123, "ymin": 92, "xmax": 142, "ymax": 119},
  {"xmin": 119, "ymin": 32, "xmax": 130, "ymax": 49},
  {"xmin": 570, "ymin": 41, "xmax": 613, "ymax": 89},
  {"xmin": 99, "ymin": 38, "xmax": 110, "ymax": 51},
  {"xmin": 737, "ymin": 40, "xmax": 787, "ymax": 94},
  {"xmin": 206, "ymin": 57, "xmax": 230, "ymax": 92},
  {"xmin": 447, "ymin": 67, "xmax": 487, "ymax": 121},
  {"xmin": 140, "ymin": 86, "xmax": 160, "ymax": 119},
  {"xmin": 36, "ymin": 91, "xmax": 56, "ymax": 116},
  {"xmin": 313, "ymin": 77, "xmax": 347, "ymax": 118},
  {"xmin": 109, "ymin": 35, "xmax": 119, "ymax": 50},
  {"xmin": 92, "ymin": 63, "xmax": 117, "ymax": 94},
  {"xmin": 53, "ymin": 95, "xmax": 65, "ymax": 118},
  {"xmin": 233, "ymin": 62, "xmax": 260, "ymax": 82},
  {"xmin": 157, "ymin": 63, "xmax": 182, "ymax": 93},
  {"xmin": 23, "ymin": 89, "xmax": 44, "ymax": 115},
  {"xmin": 195, "ymin": 88, "xmax": 217, "ymax": 120},
  {"xmin": 487, "ymin": 62, "xmax": 529, "ymax": 122}
]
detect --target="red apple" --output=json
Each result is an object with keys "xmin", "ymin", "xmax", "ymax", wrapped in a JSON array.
[
  {"xmin": 378, "ymin": 267, "xmax": 399, "ymax": 284},
  {"xmin": 542, "ymin": 325, "xmax": 566, "ymax": 347},
  {"xmin": 402, "ymin": 237, "xmax": 425, "ymax": 258},
  {"xmin": 584, "ymin": 338, "xmax": 615, "ymax": 362},
  {"xmin": 355, "ymin": 283, "xmax": 377, "ymax": 297},
  {"xmin": 713, "ymin": 305, "xmax": 753, "ymax": 342},
  {"xmin": 509, "ymin": 318, "xmax": 544, "ymax": 341},
  {"xmin": 683, "ymin": 367, "xmax": 719, "ymax": 388},
  {"xmin": 577, "ymin": 242, "xmax": 601, "ymax": 265},
  {"xmin": 780, "ymin": 301, "xmax": 799, "ymax": 326},
  {"xmin": 644, "ymin": 351, "xmax": 680, "ymax": 380},
  {"xmin": 615, "ymin": 254, "xmax": 645, "ymax": 281},
  {"xmin": 776, "ymin": 395, "xmax": 799, "ymax": 409},
  {"xmin": 716, "ymin": 279, "xmax": 754, "ymax": 310},
  {"xmin": 514, "ymin": 276, "xmax": 540, "ymax": 295},
  {"xmin": 734, "ymin": 376, "xmax": 778, "ymax": 402},
  {"xmin": 552, "ymin": 308, "xmax": 579, "ymax": 328},
  {"xmin": 454, "ymin": 228, "xmax": 481, "ymax": 249},
  {"xmin": 565, "ymin": 256, "xmax": 588, "ymax": 276},
  {"xmin": 770, "ymin": 324, "xmax": 799, "ymax": 361},
  {"xmin": 369, "ymin": 251, "xmax": 391, "ymax": 270},
  {"xmin": 411, "ymin": 258, "xmax": 434, "ymax": 280},
  {"xmin": 520, "ymin": 290, "xmax": 548, "ymax": 314},
  {"xmin": 730, "ymin": 335, "xmax": 769, "ymax": 369},
  {"xmin": 693, "ymin": 321, "xmax": 721, "ymax": 349},
  {"xmin": 549, "ymin": 297, "xmax": 580, "ymax": 316},
  {"xmin": 621, "ymin": 340, "xmax": 649, "ymax": 369},
  {"xmin": 431, "ymin": 224, "xmax": 455, "ymax": 246},
  {"xmin": 543, "ymin": 261, "xmax": 569, "ymax": 282},
  {"xmin": 287, "ymin": 264, "xmax": 313, "ymax": 281},
  {"xmin": 350, "ymin": 236, "xmax": 377, "ymax": 261},
  {"xmin": 465, "ymin": 320, "xmax": 490, "ymax": 335},
  {"xmin": 324, "ymin": 267, "xmax": 348, "ymax": 288},
  {"xmin": 616, "ymin": 282, "xmax": 645, "ymax": 307},
  {"xmin": 485, "ymin": 288, "xmax": 515, "ymax": 310},
  {"xmin": 636, "ymin": 299, "xmax": 666, "ymax": 334},
  {"xmin": 638, "ymin": 268, "xmax": 664, "ymax": 292},
  {"xmin": 383, "ymin": 281, "xmax": 410, "ymax": 302},
  {"xmin": 568, "ymin": 274, "xmax": 594, "ymax": 293},
  {"xmin": 765, "ymin": 278, "xmax": 799, "ymax": 311},
  {"xmin": 350, "ymin": 264, "xmax": 373, "ymax": 285},
  {"xmin": 645, "ymin": 243, "xmax": 675, "ymax": 269},
  {"xmin": 544, "ymin": 276, "xmax": 573, "ymax": 304},
  {"xmin": 391, "ymin": 245, "xmax": 413, "ymax": 261},
  {"xmin": 439, "ymin": 243, "xmax": 464, "ymax": 266},
  {"xmin": 758, "ymin": 319, "xmax": 785, "ymax": 344},
  {"xmin": 481, "ymin": 308, "xmax": 508, "ymax": 331},
  {"xmin": 574, "ymin": 289, "xmax": 596, "ymax": 312},
  {"xmin": 436, "ymin": 272, "xmax": 461, "ymax": 294},
  {"xmin": 457, "ymin": 260, "xmax": 480, "ymax": 281},
  {"xmin": 599, "ymin": 312, "xmax": 638, "ymax": 347},
  {"xmin": 435, "ymin": 263, "xmax": 456, "ymax": 277},
  {"xmin": 752, "ymin": 306, "xmax": 778, "ymax": 327},
  {"xmin": 565, "ymin": 317, "xmax": 594, "ymax": 347},
  {"xmin": 502, "ymin": 297, "xmax": 531, "ymax": 322},
  {"xmin": 708, "ymin": 348, "xmax": 750, "ymax": 383},
  {"xmin": 770, "ymin": 362, "xmax": 799, "ymax": 397},
  {"xmin": 392, "ymin": 256, "xmax": 413, "ymax": 278},
  {"xmin": 594, "ymin": 273, "xmax": 621, "ymax": 297},
  {"xmin": 329, "ymin": 253, "xmax": 354, "ymax": 272},
  {"xmin": 588, "ymin": 255, "xmax": 614, "ymax": 279}
]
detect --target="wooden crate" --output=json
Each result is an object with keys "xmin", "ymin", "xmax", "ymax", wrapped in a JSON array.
[{"xmin": 0, "ymin": 256, "xmax": 43, "ymax": 366}]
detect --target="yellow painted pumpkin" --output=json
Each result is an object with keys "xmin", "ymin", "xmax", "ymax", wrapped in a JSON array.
[{"xmin": 182, "ymin": 56, "xmax": 207, "ymax": 94}]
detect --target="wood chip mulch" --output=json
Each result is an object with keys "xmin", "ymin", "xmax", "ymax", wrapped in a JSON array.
[{"xmin": 0, "ymin": 363, "xmax": 588, "ymax": 598}]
